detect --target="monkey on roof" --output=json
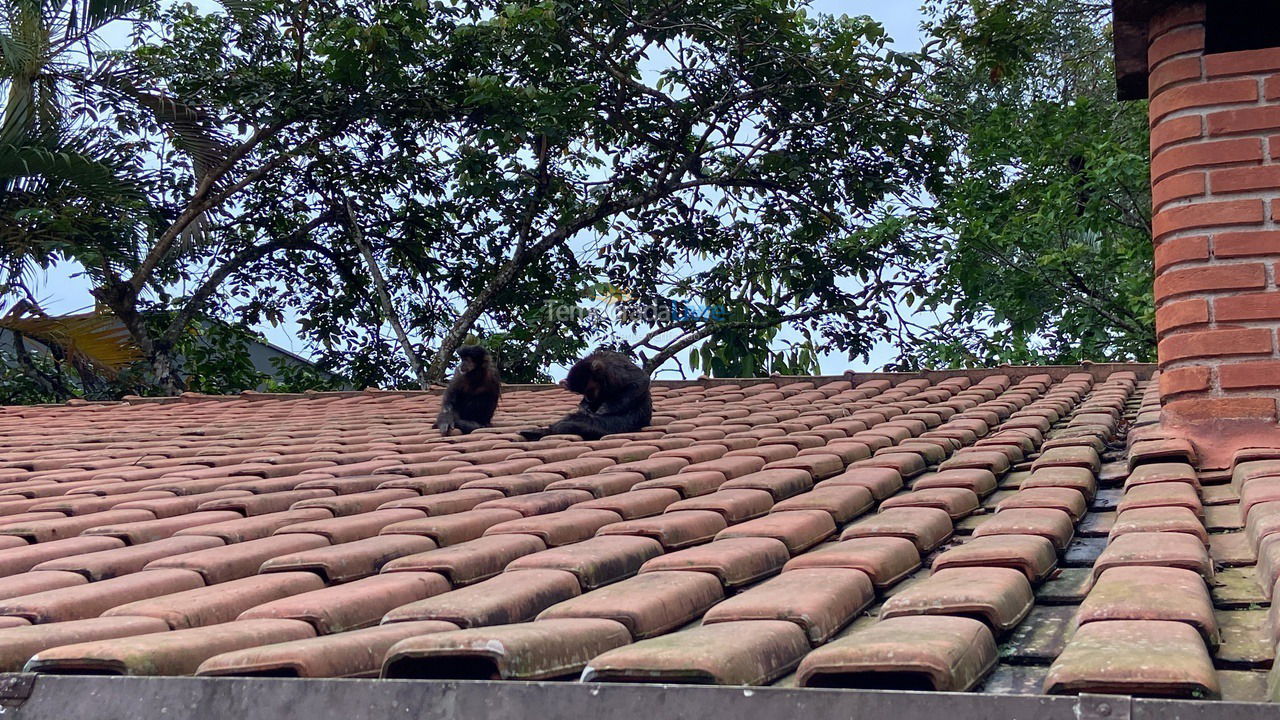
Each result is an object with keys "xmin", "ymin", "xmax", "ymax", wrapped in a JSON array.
[
  {"xmin": 520, "ymin": 350, "xmax": 652, "ymax": 441},
  {"xmin": 436, "ymin": 346, "xmax": 501, "ymax": 435}
]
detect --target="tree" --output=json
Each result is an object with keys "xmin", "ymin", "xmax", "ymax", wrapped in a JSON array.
[
  {"xmin": 60, "ymin": 0, "xmax": 942, "ymax": 390},
  {"xmin": 878, "ymin": 0, "xmax": 1154, "ymax": 368}
]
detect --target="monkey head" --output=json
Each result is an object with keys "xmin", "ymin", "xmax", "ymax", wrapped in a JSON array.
[{"xmin": 456, "ymin": 345, "xmax": 490, "ymax": 375}]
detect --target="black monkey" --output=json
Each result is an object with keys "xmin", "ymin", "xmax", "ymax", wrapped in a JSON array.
[
  {"xmin": 436, "ymin": 346, "xmax": 501, "ymax": 435},
  {"xmin": 520, "ymin": 350, "xmax": 652, "ymax": 441}
]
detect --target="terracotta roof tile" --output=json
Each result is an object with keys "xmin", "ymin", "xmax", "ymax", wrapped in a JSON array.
[
  {"xmin": 379, "ymin": 508, "xmax": 523, "ymax": 545},
  {"xmin": 796, "ymin": 616, "xmax": 997, "ymax": 691},
  {"xmin": 199, "ymin": 620, "xmax": 459, "ymax": 677},
  {"xmin": 102, "ymin": 572, "xmax": 326, "ymax": 629},
  {"xmin": 505, "ymin": 536, "xmax": 662, "ymax": 590},
  {"xmin": 381, "ymin": 534, "xmax": 547, "ymax": 585},
  {"xmin": 0, "ymin": 570, "xmax": 88, "ymax": 599},
  {"xmin": 26, "ymin": 618, "xmax": 316, "ymax": 675},
  {"xmin": 639, "ymin": 537, "xmax": 788, "ymax": 588},
  {"xmin": 1043, "ymin": 620, "xmax": 1219, "ymax": 698},
  {"xmin": 0, "ymin": 568, "xmax": 204, "ymax": 623},
  {"xmin": 171, "ymin": 508, "xmax": 333, "ymax": 543},
  {"xmin": 145, "ymin": 533, "xmax": 330, "ymax": 584},
  {"xmin": 583, "ymin": 620, "xmax": 809, "ymax": 685},
  {"xmin": 0, "ymin": 616, "xmax": 171, "ymax": 671},
  {"xmin": 383, "ymin": 569, "xmax": 580, "ymax": 627},
  {"xmin": 239, "ymin": 573, "xmax": 450, "ymax": 633},
  {"xmin": 537, "ymin": 571, "xmax": 723, "ymax": 638},
  {"xmin": 879, "ymin": 567, "xmax": 1034, "ymax": 634},
  {"xmin": 596, "ymin": 510, "xmax": 727, "ymax": 550},
  {"xmin": 702, "ymin": 568, "xmax": 873, "ymax": 644},
  {"xmin": 384, "ymin": 618, "xmax": 631, "ymax": 680},
  {"xmin": 0, "ymin": 369, "xmax": 1219, "ymax": 695}
]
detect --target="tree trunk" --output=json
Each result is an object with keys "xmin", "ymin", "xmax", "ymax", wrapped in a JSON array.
[
  {"xmin": 93, "ymin": 281, "xmax": 185, "ymax": 396},
  {"xmin": 344, "ymin": 198, "xmax": 429, "ymax": 390}
]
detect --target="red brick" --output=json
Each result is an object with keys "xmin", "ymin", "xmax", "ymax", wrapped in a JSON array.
[
  {"xmin": 1160, "ymin": 366, "xmax": 1212, "ymax": 397},
  {"xmin": 1154, "ymin": 263, "xmax": 1267, "ymax": 302},
  {"xmin": 1215, "ymin": 230, "xmax": 1280, "ymax": 258},
  {"xmin": 1267, "ymin": 76, "xmax": 1280, "ymax": 102},
  {"xmin": 1152, "ymin": 138, "xmax": 1262, "ymax": 183},
  {"xmin": 1153, "ymin": 172, "xmax": 1206, "ymax": 209},
  {"xmin": 1211, "ymin": 165, "xmax": 1280, "ymax": 194},
  {"xmin": 1220, "ymin": 361, "xmax": 1280, "ymax": 390},
  {"xmin": 1155, "ymin": 236, "xmax": 1210, "ymax": 273},
  {"xmin": 1149, "ymin": 56, "xmax": 1203, "ymax": 98},
  {"xmin": 1151, "ymin": 115, "xmax": 1204, "ymax": 155},
  {"xmin": 1156, "ymin": 298, "xmax": 1210, "ymax": 335},
  {"xmin": 1149, "ymin": 26, "xmax": 1205, "ymax": 69},
  {"xmin": 1165, "ymin": 397, "xmax": 1279, "ymax": 422},
  {"xmin": 1159, "ymin": 328, "xmax": 1274, "ymax": 364},
  {"xmin": 1150, "ymin": 79, "xmax": 1259, "ymax": 125},
  {"xmin": 1215, "ymin": 292, "xmax": 1280, "ymax": 322},
  {"xmin": 1153, "ymin": 199, "xmax": 1265, "ymax": 241},
  {"xmin": 1209, "ymin": 106, "xmax": 1280, "ymax": 137},
  {"xmin": 1204, "ymin": 48, "xmax": 1280, "ymax": 78},
  {"xmin": 1148, "ymin": 3, "xmax": 1205, "ymax": 41}
]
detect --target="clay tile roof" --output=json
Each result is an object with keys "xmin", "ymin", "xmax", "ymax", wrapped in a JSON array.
[{"xmin": 7, "ymin": 363, "xmax": 1272, "ymax": 701}]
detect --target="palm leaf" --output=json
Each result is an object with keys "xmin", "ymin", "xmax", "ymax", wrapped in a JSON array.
[
  {"xmin": 0, "ymin": 308, "xmax": 143, "ymax": 376},
  {"xmin": 0, "ymin": 31, "xmax": 37, "ymax": 77},
  {"xmin": 74, "ymin": 61, "xmax": 231, "ymax": 179},
  {"xmin": 0, "ymin": 140, "xmax": 139, "ymax": 197},
  {"xmin": 63, "ymin": 0, "xmax": 149, "ymax": 42}
]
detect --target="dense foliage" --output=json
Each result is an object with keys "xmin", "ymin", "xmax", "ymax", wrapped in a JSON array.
[
  {"xmin": 879, "ymin": 0, "xmax": 1154, "ymax": 368},
  {"xmin": 0, "ymin": 0, "xmax": 1155, "ymax": 402}
]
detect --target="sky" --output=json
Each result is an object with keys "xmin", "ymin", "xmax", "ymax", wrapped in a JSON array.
[{"xmin": 28, "ymin": 1, "xmax": 930, "ymax": 379}]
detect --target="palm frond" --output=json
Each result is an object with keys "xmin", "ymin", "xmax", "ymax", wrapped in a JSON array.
[
  {"xmin": 216, "ymin": 0, "xmax": 272, "ymax": 33},
  {"xmin": 77, "ymin": 61, "xmax": 231, "ymax": 180},
  {"xmin": 0, "ymin": 139, "xmax": 138, "ymax": 197},
  {"xmin": 0, "ymin": 31, "xmax": 37, "ymax": 77},
  {"xmin": 0, "ymin": 306, "xmax": 143, "ymax": 376},
  {"xmin": 63, "ymin": 0, "xmax": 149, "ymax": 43}
]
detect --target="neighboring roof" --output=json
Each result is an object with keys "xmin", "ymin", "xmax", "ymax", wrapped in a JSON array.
[
  {"xmin": 1112, "ymin": 0, "xmax": 1178, "ymax": 100},
  {"xmin": 0, "ymin": 363, "xmax": 1269, "ymax": 705}
]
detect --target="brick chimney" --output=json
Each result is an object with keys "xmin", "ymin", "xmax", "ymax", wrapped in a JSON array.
[{"xmin": 1114, "ymin": 0, "xmax": 1280, "ymax": 470}]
